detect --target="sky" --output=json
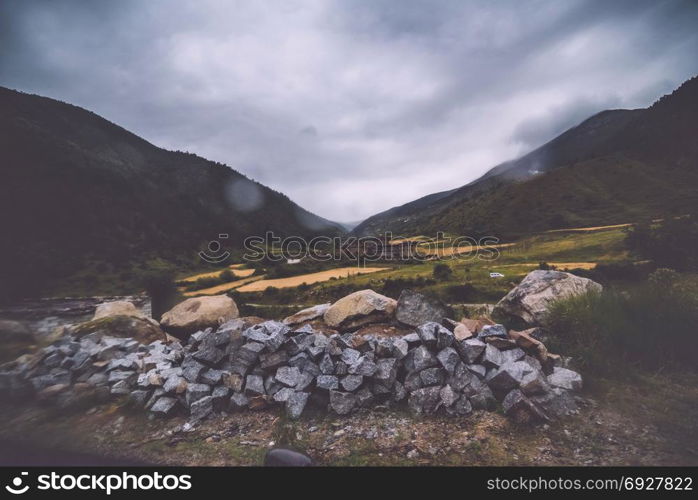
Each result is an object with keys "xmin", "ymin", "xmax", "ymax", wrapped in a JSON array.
[{"xmin": 2, "ymin": 0, "xmax": 698, "ymax": 222}]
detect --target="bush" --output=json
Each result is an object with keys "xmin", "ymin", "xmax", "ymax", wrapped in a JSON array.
[
  {"xmin": 545, "ymin": 273, "xmax": 698, "ymax": 377},
  {"xmin": 219, "ymin": 269, "xmax": 235, "ymax": 282},
  {"xmin": 432, "ymin": 263, "xmax": 453, "ymax": 281},
  {"xmin": 626, "ymin": 216, "xmax": 698, "ymax": 271}
]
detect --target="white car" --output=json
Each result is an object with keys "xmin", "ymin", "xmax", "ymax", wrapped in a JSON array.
[{"xmin": 489, "ymin": 272, "xmax": 504, "ymax": 278}]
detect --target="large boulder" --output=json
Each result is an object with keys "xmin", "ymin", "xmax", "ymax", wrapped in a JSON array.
[
  {"xmin": 161, "ymin": 295, "xmax": 239, "ymax": 337},
  {"xmin": 283, "ymin": 303, "xmax": 330, "ymax": 326},
  {"xmin": 93, "ymin": 301, "xmax": 146, "ymax": 321},
  {"xmin": 323, "ymin": 290, "xmax": 396, "ymax": 332},
  {"xmin": 493, "ymin": 270, "xmax": 602, "ymax": 326},
  {"xmin": 71, "ymin": 315, "xmax": 167, "ymax": 344},
  {"xmin": 395, "ymin": 289, "xmax": 451, "ymax": 328}
]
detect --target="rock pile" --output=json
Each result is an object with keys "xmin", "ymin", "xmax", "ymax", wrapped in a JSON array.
[{"xmin": 0, "ymin": 294, "xmax": 582, "ymax": 425}]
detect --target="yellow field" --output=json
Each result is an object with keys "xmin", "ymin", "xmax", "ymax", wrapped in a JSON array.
[
  {"xmin": 183, "ymin": 275, "xmax": 264, "ymax": 297},
  {"xmin": 496, "ymin": 261, "xmax": 598, "ymax": 270},
  {"xmin": 545, "ymin": 223, "xmax": 632, "ymax": 233},
  {"xmin": 235, "ymin": 267, "xmax": 389, "ymax": 293},
  {"xmin": 180, "ymin": 265, "xmax": 255, "ymax": 283}
]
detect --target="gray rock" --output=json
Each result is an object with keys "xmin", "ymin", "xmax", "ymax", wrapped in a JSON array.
[
  {"xmin": 456, "ymin": 338, "xmax": 486, "ymax": 364},
  {"xmin": 467, "ymin": 364, "xmax": 487, "ymax": 378},
  {"xmin": 374, "ymin": 358, "xmax": 397, "ymax": 385},
  {"xmin": 340, "ymin": 348, "xmax": 361, "ymax": 366},
  {"xmin": 486, "ymin": 361, "xmax": 532, "ymax": 393},
  {"xmin": 341, "ymin": 375, "xmax": 363, "ymax": 392},
  {"xmin": 520, "ymin": 370, "xmax": 550, "ymax": 396},
  {"xmin": 482, "ymin": 344, "xmax": 504, "ymax": 368},
  {"xmin": 502, "ymin": 389, "xmax": 547, "ymax": 424},
  {"xmin": 500, "ymin": 347, "xmax": 526, "ymax": 365},
  {"xmin": 163, "ymin": 375, "xmax": 187, "ymax": 394},
  {"xmin": 396, "ymin": 290, "xmax": 450, "ymax": 328},
  {"xmin": 439, "ymin": 384, "xmax": 458, "ymax": 407},
  {"xmin": 547, "ymin": 367, "xmax": 582, "ymax": 391},
  {"xmin": 447, "ymin": 362, "xmax": 476, "ymax": 391},
  {"xmin": 189, "ymin": 395, "xmax": 213, "ymax": 421},
  {"xmin": 334, "ymin": 360, "xmax": 348, "ymax": 376},
  {"xmin": 522, "ymin": 355, "xmax": 543, "ymax": 372},
  {"xmin": 243, "ymin": 321, "xmax": 289, "ymax": 352},
  {"xmin": 329, "ymin": 390, "xmax": 356, "ymax": 415},
  {"xmin": 436, "ymin": 326, "xmax": 455, "ymax": 350},
  {"xmin": 493, "ymin": 270, "xmax": 602, "ymax": 326},
  {"xmin": 302, "ymin": 360, "xmax": 320, "ymax": 377},
  {"xmin": 272, "ymin": 387, "xmax": 295, "ymax": 403},
  {"xmin": 419, "ymin": 367, "xmax": 445, "ymax": 386},
  {"xmin": 307, "ymin": 346, "xmax": 324, "ymax": 358},
  {"xmin": 110, "ymin": 380, "xmax": 132, "ymax": 395},
  {"xmin": 288, "ymin": 352, "xmax": 309, "ymax": 370},
  {"xmin": 244, "ymin": 375, "xmax": 265, "ymax": 396},
  {"xmin": 150, "ymin": 396, "xmax": 178, "ymax": 417},
  {"xmin": 264, "ymin": 375, "xmax": 282, "ymax": 396},
  {"xmin": 319, "ymin": 354, "xmax": 335, "ymax": 375},
  {"xmin": 530, "ymin": 387, "xmax": 578, "ymax": 418},
  {"xmin": 478, "ymin": 324, "xmax": 508, "ymax": 340},
  {"xmin": 436, "ymin": 347, "xmax": 460, "ymax": 374},
  {"xmin": 185, "ymin": 383, "xmax": 211, "ymax": 406},
  {"xmin": 296, "ymin": 372, "xmax": 315, "ymax": 391},
  {"xmin": 285, "ymin": 391, "xmax": 310, "ymax": 419},
  {"xmin": 285, "ymin": 333, "xmax": 314, "ymax": 356},
  {"xmin": 316, "ymin": 375, "xmax": 339, "ymax": 390},
  {"xmin": 412, "ymin": 345, "xmax": 438, "ymax": 372},
  {"xmin": 392, "ymin": 339, "xmax": 409, "ymax": 359},
  {"xmin": 200, "ymin": 369, "xmax": 224, "ymax": 385},
  {"xmin": 275, "ymin": 366, "xmax": 301, "ymax": 387},
  {"xmin": 259, "ymin": 350, "xmax": 289, "ymax": 370},
  {"xmin": 348, "ymin": 356, "xmax": 378, "ymax": 376},
  {"xmin": 229, "ymin": 392, "xmax": 249, "ymax": 411},
  {"xmin": 108, "ymin": 370, "xmax": 136, "ymax": 384},
  {"xmin": 450, "ymin": 395, "xmax": 473, "ymax": 416},
  {"xmin": 182, "ymin": 361, "xmax": 205, "ymax": 382},
  {"xmin": 86, "ymin": 372, "xmax": 108, "ymax": 386},
  {"xmin": 415, "ymin": 322, "xmax": 439, "ymax": 348},
  {"xmin": 128, "ymin": 390, "xmax": 151, "ymax": 408},
  {"xmin": 192, "ymin": 346, "xmax": 225, "ymax": 366},
  {"xmin": 402, "ymin": 332, "xmax": 421, "ymax": 345},
  {"xmin": 408, "ymin": 386, "xmax": 442, "ymax": 415},
  {"xmin": 211, "ymin": 386, "xmax": 231, "ymax": 411}
]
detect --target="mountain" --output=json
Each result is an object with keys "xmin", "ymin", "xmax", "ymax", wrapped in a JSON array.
[
  {"xmin": 0, "ymin": 87, "xmax": 343, "ymax": 299},
  {"xmin": 353, "ymin": 76, "xmax": 698, "ymax": 239}
]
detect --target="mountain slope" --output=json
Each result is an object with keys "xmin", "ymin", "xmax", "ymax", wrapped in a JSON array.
[
  {"xmin": 0, "ymin": 87, "xmax": 343, "ymax": 299},
  {"xmin": 354, "ymin": 76, "xmax": 698, "ymax": 238}
]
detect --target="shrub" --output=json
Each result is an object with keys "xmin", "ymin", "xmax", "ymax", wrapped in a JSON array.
[
  {"xmin": 219, "ymin": 269, "xmax": 235, "ymax": 282},
  {"xmin": 545, "ymin": 275, "xmax": 698, "ymax": 377},
  {"xmin": 626, "ymin": 216, "xmax": 698, "ymax": 271},
  {"xmin": 432, "ymin": 263, "xmax": 453, "ymax": 281}
]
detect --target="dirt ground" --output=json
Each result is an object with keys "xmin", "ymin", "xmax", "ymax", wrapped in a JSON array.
[{"xmin": 1, "ymin": 373, "xmax": 696, "ymax": 466}]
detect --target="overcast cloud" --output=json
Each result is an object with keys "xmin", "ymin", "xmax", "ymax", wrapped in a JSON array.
[{"xmin": 1, "ymin": 0, "xmax": 697, "ymax": 222}]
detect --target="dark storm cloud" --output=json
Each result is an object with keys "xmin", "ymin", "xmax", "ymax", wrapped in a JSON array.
[{"xmin": 1, "ymin": 0, "xmax": 697, "ymax": 221}]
